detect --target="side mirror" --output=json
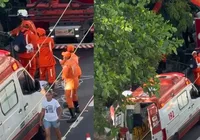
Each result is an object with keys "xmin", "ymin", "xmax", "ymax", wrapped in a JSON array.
[
  {"xmin": 35, "ymin": 80, "xmax": 41, "ymax": 91},
  {"xmin": 191, "ymin": 89, "xmax": 199, "ymax": 98}
]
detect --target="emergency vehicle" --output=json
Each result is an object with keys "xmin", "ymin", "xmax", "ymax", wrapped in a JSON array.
[
  {"xmin": 115, "ymin": 72, "xmax": 200, "ymax": 140},
  {"xmin": 0, "ymin": 50, "xmax": 45, "ymax": 140},
  {"xmin": 25, "ymin": 0, "xmax": 94, "ymax": 49}
]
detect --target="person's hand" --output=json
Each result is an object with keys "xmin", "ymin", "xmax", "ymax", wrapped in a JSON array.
[
  {"xmin": 39, "ymin": 120, "xmax": 43, "ymax": 126},
  {"xmin": 57, "ymin": 118, "xmax": 60, "ymax": 123}
]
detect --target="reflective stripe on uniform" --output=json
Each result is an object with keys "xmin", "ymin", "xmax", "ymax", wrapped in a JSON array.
[
  {"xmin": 29, "ymin": 60, "xmax": 32, "ymax": 67},
  {"xmin": 25, "ymin": 34, "xmax": 29, "ymax": 45},
  {"xmin": 50, "ymin": 68, "xmax": 53, "ymax": 77},
  {"xmin": 49, "ymin": 41, "xmax": 52, "ymax": 52}
]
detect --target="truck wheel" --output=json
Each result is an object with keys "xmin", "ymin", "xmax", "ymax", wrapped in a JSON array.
[
  {"xmin": 31, "ymin": 126, "xmax": 45, "ymax": 140},
  {"xmin": 172, "ymin": 133, "xmax": 179, "ymax": 140}
]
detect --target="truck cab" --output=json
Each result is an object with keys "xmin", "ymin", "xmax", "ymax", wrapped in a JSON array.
[{"xmin": 0, "ymin": 51, "xmax": 44, "ymax": 140}]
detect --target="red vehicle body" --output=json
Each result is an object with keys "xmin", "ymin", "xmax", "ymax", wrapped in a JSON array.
[{"xmin": 25, "ymin": 0, "xmax": 94, "ymax": 49}]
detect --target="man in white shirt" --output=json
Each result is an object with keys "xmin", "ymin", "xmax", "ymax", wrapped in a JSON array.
[{"xmin": 40, "ymin": 90, "xmax": 62, "ymax": 140}]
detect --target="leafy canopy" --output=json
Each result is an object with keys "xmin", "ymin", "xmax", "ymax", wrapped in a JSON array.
[
  {"xmin": 94, "ymin": 0, "xmax": 183, "ymax": 136},
  {"xmin": 0, "ymin": 0, "xmax": 9, "ymax": 7},
  {"xmin": 159, "ymin": 0, "xmax": 195, "ymax": 37}
]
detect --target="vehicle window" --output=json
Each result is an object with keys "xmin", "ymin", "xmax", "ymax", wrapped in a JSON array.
[
  {"xmin": 177, "ymin": 91, "xmax": 189, "ymax": 110},
  {"xmin": 17, "ymin": 70, "xmax": 35, "ymax": 95},
  {"xmin": 0, "ymin": 81, "xmax": 18, "ymax": 115},
  {"xmin": 190, "ymin": 85, "xmax": 200, "ymax": 99}
]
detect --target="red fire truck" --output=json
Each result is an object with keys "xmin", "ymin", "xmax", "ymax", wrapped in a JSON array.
[{"xmin": 25, "ymin": 0, "xmax": 94, "ymax": 49}]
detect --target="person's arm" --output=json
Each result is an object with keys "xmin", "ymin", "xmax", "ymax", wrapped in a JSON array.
[
  {"xmin": 40, "ymin": 108, "xmax": 45, "ymax": 126},
  {"xmin": 39, "ymin": 102, "xmax": 46, "ymax": 126},
  {"xmin": 10, "ymin": 26, "xmax": 21, "ymax": 36},
  {"xmin": 56, "ymin": 101, "xmax": 62, "ymax": 120},
  {"xmin": 77, "ymin": 64, "xmax": 82, "ymax": 79},
  {"xmin": 51, "ymin": 38, "xmax": 55, "ymax": 49},
  {"xmin": 60, "ymin": 59, "xmax": 65, "ymax": 66}
]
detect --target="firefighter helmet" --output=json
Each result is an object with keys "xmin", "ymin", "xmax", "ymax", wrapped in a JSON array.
[{"xmin": 37, "ymin": 28, "xmax": 46, "ymax": 37}]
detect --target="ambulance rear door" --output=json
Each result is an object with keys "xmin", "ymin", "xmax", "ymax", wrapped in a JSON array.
[{"xmin": 147, "ymin": 103, "xmax": 163, "ymax": 140}]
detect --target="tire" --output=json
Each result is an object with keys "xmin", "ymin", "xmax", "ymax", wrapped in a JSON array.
[
  {"xmin": 31, "ymin": 126, "xmax": 45, "ymax": 140},
  {"xmin": 172, "ymin": 133, "xmax": 179, "ymax": 140}
]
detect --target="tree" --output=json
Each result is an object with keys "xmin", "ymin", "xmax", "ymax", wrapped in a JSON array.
[
  {"xmin": 94, "ymin": 0, "xmax": 183, "ymax": 138},
  {"xmin": 0, "ymin": 0, "xmax": 8, "ymax": 7},
  {"xmin": 150, "ymin": 0, "xmax": 200, "ymax": 47}
]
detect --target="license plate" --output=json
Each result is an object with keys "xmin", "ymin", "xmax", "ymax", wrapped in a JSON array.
[{"xmin": 55, "ymin": 28, "xmax": 75, "ymax": 36}]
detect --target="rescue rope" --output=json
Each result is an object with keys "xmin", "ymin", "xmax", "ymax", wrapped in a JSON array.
[
  {"xmin": 18, "ymin": 0, "xmax": 73, "ymax": 78},
  {"xmin": 193, "ymin": 73, "xmax": 200, "ymax": 84},
  {"xmin": 44, "ymin": 23, "xmax": 93, "ymax": 92},
  {"xmin": 7, "ymin": 23, "xmax": 94, "ymax": 139}
]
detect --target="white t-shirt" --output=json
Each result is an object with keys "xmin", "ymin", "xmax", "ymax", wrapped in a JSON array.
[{"xmin": 42, "ymin": 98, "xmax": 61, "ymax": 122}]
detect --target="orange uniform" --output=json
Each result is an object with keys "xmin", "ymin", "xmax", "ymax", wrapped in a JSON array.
[
  {"xmin": 195, "ymin": 55, "xmax": 200, "ymax": 86},
  {"xmin": 10, "ymin": 20, "xmax": 38, "ymax": 78},
  {"xmin": 62, "ymin": 60, "xmax": 76, "ymax": 108},
  {"xmin": 36, "ymin": 28, "xmax": 56, "ymax": 85},
  {"xmin": 10, "ymin": 20, "xmax": 37, "ymax": 36},
  {"xmin": 61, "ymin": 52, "xmax": 79, "ymax": 103},
  {"xmin": 192, "ymin": 51, "xmax": 200, "ymax": 86},
  {"xmin": 66, "ymin": 45, "xmax": 81, "ymax": 113},
  {"xmin": 71, "ymin": 53, "xmax": 79, "ymax": 64},
  {"xmin": 18, "ymin": 30, "xmax": 38, "ymax": 78}
]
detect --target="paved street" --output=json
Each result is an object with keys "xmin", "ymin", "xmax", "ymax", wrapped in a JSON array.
[
  {"xmin": 50, "ymin": 48, "xmax": 94, "ymax": 140},
  {"xmin": 182, "ymin": 124, "xmax": 200, "ymax": 140}
]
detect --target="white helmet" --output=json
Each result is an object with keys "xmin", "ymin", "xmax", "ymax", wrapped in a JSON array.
[{"xmin": 17, "ymin": 9, "xmax": 28, "ymax": 17}]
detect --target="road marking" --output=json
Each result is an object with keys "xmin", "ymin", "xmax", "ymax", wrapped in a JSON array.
[
  {"xmin": 70, "ymin": 116, "xmax": 84, "ymax": 128},
  {"xmin": 88, "ymin": 100, "xmax": 94, "ymax": 107},
  {"xmin": 62, "ymin": 95, "xmax": 94, "ymax": 140}
]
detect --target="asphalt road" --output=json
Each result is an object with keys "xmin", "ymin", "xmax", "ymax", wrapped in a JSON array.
[{"xmin": 50, "ymin": 48, "xmax": 94, "ymax": 140}]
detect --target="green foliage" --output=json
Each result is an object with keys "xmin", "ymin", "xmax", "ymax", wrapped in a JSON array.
[
  {"xmin": 0, "ymin": 0, "xmax": 8, "ymax": 7},
  {"xmin": 154, "ymin": 0, "xmax": 197, "ymax": 37},
  {"xmin": 94, "ymin": 0, "xmax": 183, "ymax": 137}
]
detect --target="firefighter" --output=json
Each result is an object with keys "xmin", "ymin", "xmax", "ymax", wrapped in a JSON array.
[
  {"xmin": 10, "ymin": 20, "xmax": 38, "ymax": 78},
  {"xmin": 60, "ymin": 49, "xmax": 82, "ymax": 113},
  {"xmin": 36, "ymin": 28, "xmax": 57, "ymax": 93},
  {"xmin": 61, "ymin": 51, "xmax": 81, "ymax": 123},
  {"xmin": 191, "ymin": 51, "xmax": 200, "ymax": 87},
  {"xmin": 67, "ymin": 45, "xmax": 82, "ymax": 113},
  {"xmin": 195, "ymin": 52, "xmax": 200, "ymax": 89}
]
